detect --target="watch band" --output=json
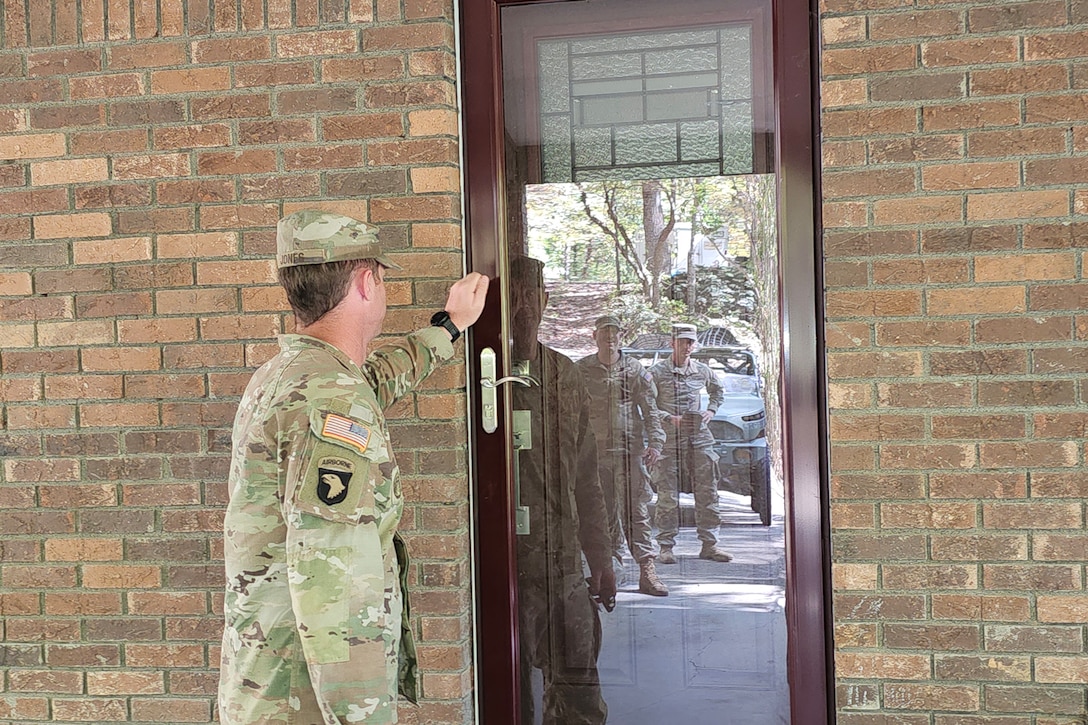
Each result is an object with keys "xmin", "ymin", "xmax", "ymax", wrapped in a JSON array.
[{"xmin": 430, "ymin": 310, "xmax": 460, "ymax": 342}]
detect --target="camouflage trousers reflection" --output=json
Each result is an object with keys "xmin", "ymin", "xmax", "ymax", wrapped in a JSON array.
[
  {"xmin": 598, "ymin": 444, "xmax": 655, "ymax": 562},
  {"xmin": 519, "ymin": 579, "xmax": 607, "ymax": 725},
  {"xmin": 653, "ymin": 435, "xmax": 721, "ymax": 547}
]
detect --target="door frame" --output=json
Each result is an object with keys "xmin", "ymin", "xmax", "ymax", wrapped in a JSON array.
[{"xmin": 459, "ymin": 0, "xmax": 832, "ymax": 721}]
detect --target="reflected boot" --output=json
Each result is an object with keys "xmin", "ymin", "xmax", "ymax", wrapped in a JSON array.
[
  {"xmin": 699, "ymin": 543, "xmax": 733, "ymax": 562},
  {"xmin": 638, "ymin": 560, "xmax": 669, "ymax": 596},
  {"xmin": 657, "ymin": 546, "xmax": 676, "ymax": 565}
]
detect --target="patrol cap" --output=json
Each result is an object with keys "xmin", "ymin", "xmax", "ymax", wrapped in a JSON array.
[
  {"xmin": 672, "ymin": 323, "xmax": 698, "ymax": 341},
  {"xmin": 594, "ymin": 315, "xmax": 621, "ymax": 330},
  {"xmin": 276, "ymin": 210, "xmax": 403, "ymax": 270}
]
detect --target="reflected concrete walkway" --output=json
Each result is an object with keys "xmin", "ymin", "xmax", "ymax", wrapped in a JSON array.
[{"xmin": 598, "ymin": 492, "xmax": 789, "ymax": 724}]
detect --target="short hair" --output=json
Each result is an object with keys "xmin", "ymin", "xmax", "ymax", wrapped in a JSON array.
[
  {"xmin": 508, "ymin": 255, "xmax": 544, "ymax": 290},
  {"xmin": 277, "ymin": 258, "xmax": 380, "ymax": 327}
]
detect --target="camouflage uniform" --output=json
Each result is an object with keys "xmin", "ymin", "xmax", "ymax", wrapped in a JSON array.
[
  {"xmin": 649, "ymin": 356, "xmax": 725, "ymax": 548},
  {"xmin": 515, "ymin": 345, "xmax": 611, "ymax": 725},
  {"xmin": 219, "ymin": 209, "xmax": 454, "ymax": 725},
  {"xmin": 576, "ymin": 351, "xmax": 665, "ymax": 563}
]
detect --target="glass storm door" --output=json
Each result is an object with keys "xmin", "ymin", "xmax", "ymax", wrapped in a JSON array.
[{"xmin": 460, "ymin": 0, "xmax": 829, "ymax": 723}]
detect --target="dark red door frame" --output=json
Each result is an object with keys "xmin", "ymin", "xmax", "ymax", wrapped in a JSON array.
[{"xmin": 459, "ymin": 0, "xmax": 832, "ymax": 721}]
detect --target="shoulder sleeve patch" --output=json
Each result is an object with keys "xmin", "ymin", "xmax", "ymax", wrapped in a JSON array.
[{"xmin": 320, "ymin": 412, "xmax": 372, "ymax": 454}]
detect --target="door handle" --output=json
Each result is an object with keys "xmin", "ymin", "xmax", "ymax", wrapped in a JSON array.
[
  {"xmin": 481, "ymin": 375, "xmax": 539, "ymax": 389},
  {"xmin": 479, "ymin": 348, "xmax": 538, "ymax": 433}
]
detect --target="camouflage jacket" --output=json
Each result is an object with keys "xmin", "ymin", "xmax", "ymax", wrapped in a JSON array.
[
  {"xmin": 219, "ymin": 328, "xmax": 453, "ymax": 725},
  {"xmin": 649, "ymin": 356, "xmax": 724, "ymax": 449},
  {"xmin": 576, "ymin": 351, "xmax": 666, "ymax": 453}
]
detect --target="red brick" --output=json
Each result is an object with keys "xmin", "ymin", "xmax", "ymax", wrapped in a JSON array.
[
  {"xmin": 873, "ymin": 196, "xmax": 962, "ymax": 225},
  {"xmin": 970, "ymin": 0, "xmax": 1067, "ymax": 32},
  {"xmin": 968, "ymin": 128, "xmax": 1067, "ymax": 158},
  {"xmin": 192, "ymin": 37, "xmax": 271, "ymax": 63},
  {"xmin": 880, "ymin": 444, "xmax": 975, "ymax": 470},
  {"xmin": 932, "ymin": 415, "xmax": 1025, "ymax": 440},
  {"xmin": 927, "ymin": 286, "xmax": 1025, "ymax": 315},
  {"xmin": 365, "ymin": 80, "xmax": 456, "ymax": 108},
  {"xmin": 875, "ymin": 320, "xmax": 970, "ymax": 346},
  {"xmin": 984, "ymin": 565, "xmax": 1080, "ymax": 592},
  {"xmin": 984, "ymin": 502, "xmax": 1082, "ymax": 529},
  {"xmin": 881, "ymin": 503, "xmax": 976, "ymax": 529},
  {"xmin": 52, "ymin": 698, "xmax": 127, "ymax": 721},
  {"xmin": 1026, "ymin": 94, "xmax": 1088, "ymax": 123},
  {"xmin": 922, "ymin": 162, "xmax": 1018, "ymax": 191},
  {"xmin": 275, "ymin": 29, "xmax": 357, "ymax": 57},
  {"xmin": 922, "ymin": 37, "xmax": 1019, "ymax": 67},
  {"xmin": 978, "ymin": 380, "xmax": 1075, "ymax": 407}
]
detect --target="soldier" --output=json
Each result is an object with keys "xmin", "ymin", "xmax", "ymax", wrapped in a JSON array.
[
  {"xmin": 511, "ymin": 255, "xmax": 615, "ymax": 725},
  {"xmin": 577, "ymin": 315, "xmax": 669, "ymax": 597},
  {"xmin": 218, "ymin": 210, "xmax": 488, "ymax": 725},
  {"xmin": 649, "ymin": 324, "xmax": 733, "ymax": 564}
]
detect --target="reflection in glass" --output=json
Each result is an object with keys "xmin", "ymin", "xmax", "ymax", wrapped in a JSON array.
[
  {"xmin": 536, "ymin": 24, "xmax": 756, "ymax": 183},
  {"xmin": 502, "ymin": 3, "xmax": 785, "ymax": 721},
  {"xmin": 509, "ymin": 256, "xmax": 614, "ymax": 725}
]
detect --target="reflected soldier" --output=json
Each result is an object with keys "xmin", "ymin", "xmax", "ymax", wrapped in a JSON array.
[
  {"xmin": 650, "ymin": 324, "xmax": 733, "ymax": 564},
  {"xmin": 511, "ymin": 256, "xmax": 614, "ymax": 725},
  {"xmin": 577, "ymin": 315, "xmax": 669, "ymax": 597}
]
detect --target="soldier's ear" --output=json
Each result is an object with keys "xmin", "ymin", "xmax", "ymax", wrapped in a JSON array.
[{"xmin": 356, "ymin": 266, "xmax": 379, "ymax": 301}]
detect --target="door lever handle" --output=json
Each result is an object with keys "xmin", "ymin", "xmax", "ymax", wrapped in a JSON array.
[{"xmin": 481, "ymin": 375, "xmax": 539, "ymax": 389}]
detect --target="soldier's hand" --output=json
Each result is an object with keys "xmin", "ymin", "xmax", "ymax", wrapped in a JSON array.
[
  {"xmin": 643, "ymin": 447, "xmax": 661, "ymax": 466},
  {"xmin": 596, "ymin": 568, "xmax": 617, "ymax": 612},
  {"xmin": 444, "ymin": 272, "xmax": 490, "ymax": 333},
  {"xmin": 701, "ymin": 409, "xmax": 714, "ymax": 424}
]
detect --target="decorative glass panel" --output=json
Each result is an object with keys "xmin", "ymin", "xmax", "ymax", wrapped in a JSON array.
[
  {"xmin": 580, "ymin": 95, "xmax": 647, "ymax": 126},
  {"xmin": 538, "ymin": 43, "xmax": 571, "ymax": 113},
  {"xmin": 569, "ymin": 28, "xmax": 719, "ymax": 53},
  {"xmin": 573, "ymin": 126, "xmax": 614, "ymax": 167},
  {"xmin": 541, "ymin": 114, "xmax": 573, "ymax": 182},
  {"xmin": 574, "ymin": 161, "xmax": 721, "ymax": 182},
  {"xmin": 537, "ymin": 24, "xmax": 756, "ymax": 182},
  {"xmin": 571, "ymin": 52, "xmax": 644, "ymax": 81},
  {"xmin": 645, "ymin": 72, "xmax": 720, "ymax": 92},
  {"xmin": 680, "ymin": 119, "xmax": 722, "ymax": 161},
  {"xmin": 722, "ymin": 101, "xmax": 753, "ymax": 173},
  {"xmin": 644, "ymin": 46, "xmax": 718, "ymax": 75},
  {"xmin": 614, "ymin": 123, "xmax": 677, "ymax": 164},
  {"xmin": 645, "ymin": 90, "xmax": 711, "ymax": 121}
]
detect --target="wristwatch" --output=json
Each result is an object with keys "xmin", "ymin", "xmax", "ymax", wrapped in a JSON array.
[{"xmin": 430, "ymin": 310, "xmax": 460, "ymax": 342}]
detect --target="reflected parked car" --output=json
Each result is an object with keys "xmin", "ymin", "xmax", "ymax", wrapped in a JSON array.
[{"xmin": 624, "ymin": 331, "xmax": 772, "ymax": 526}]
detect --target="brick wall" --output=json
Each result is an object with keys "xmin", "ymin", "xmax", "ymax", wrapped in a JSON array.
[
  {"xmin": 822, "ymin": 0, "xmax": 1088, "ymax": 722},
  {"xmin": 0, "ymin": 1, "xmax": 471, "ymax": 723},
  {"xmin": 5, "ymin": 0, "xmax": 1088, "ymax": 723}
]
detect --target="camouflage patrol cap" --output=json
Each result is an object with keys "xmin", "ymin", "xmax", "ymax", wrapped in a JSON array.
[
  {"xmin": 276, "ymin": 210, "xmax": 403, "ymax": 270},
  {"xmin": 594, "ymin": 315, "xmax": 621, "ymax": 330},
  {"xmin": 672, "ymin": 323, "xmax": 697, "ymax": 341}
]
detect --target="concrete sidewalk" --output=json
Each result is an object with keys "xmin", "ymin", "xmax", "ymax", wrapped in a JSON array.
[{"xmin": 597, "ymin": 492, "xmax": 790, "ymax": 724}]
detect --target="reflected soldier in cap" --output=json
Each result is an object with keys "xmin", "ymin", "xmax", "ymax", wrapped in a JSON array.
[
  {"xmin": 218, "ymin": 210, "xmax": 489, "ymax": 724},
  {"xmin": 510, "ymin": 255, "xmax": 614, "ymax": 725},
  {"xmin": 649, "ymin": 324, "xmax": 733, "ymax": 564},
  {"xmin": 577, "ymin": 315, "xmax": 669, "ymax": 596}
]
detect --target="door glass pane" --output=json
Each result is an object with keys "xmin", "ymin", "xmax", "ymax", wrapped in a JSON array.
[
  {"xmin": 536, "ymin": 23, "xmax": 757, "ymax": 183},
  {"xmin": 501, "ymin": 1, "xmax": 787, "ymax": 722}
]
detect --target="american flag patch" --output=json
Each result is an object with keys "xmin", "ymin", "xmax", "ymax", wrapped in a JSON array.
[{"xmin": 321, "ymin": 413, "xmax": 371, "ymax": 454}]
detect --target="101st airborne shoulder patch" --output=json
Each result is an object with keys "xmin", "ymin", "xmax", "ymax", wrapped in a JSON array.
[{"xmin": 317, "ymin": 456, "xmax": 354, "ymax": 505}]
